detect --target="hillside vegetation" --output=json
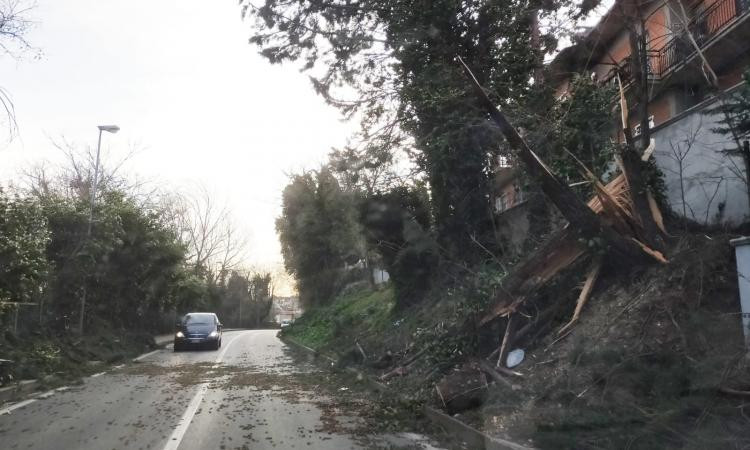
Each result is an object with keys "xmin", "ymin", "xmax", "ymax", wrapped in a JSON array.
[{"xmin": 282, "ymin": 232, "xmax": 750, "ymax": 449}]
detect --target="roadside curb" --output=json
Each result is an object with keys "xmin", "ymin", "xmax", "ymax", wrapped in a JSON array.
[
  {"xmin": 280, "ymin": 334, "xmax": 533, "ymax": 450},
  {"xmin": 1, "ymin": 335, "xmax": 174, "ymax": 407},
  {"xmin": 0, "ymin": 379, "xmax": 40, "ymax": 404},
  {"xmin": 422, "ymin": 406, "xmax": 533, "ymax": 450}
]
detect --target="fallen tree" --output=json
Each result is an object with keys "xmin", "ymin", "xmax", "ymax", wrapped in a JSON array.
[{"xmin": 457, "ymin": 54, "xmax": 669, "ymax": 367}]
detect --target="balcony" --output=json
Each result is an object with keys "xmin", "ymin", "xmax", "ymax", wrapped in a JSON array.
[
  {"xmin": 602, "ymin": 0, "xmax": 749, "ymax": 84},
  {"xmin": 656, "ymin": 0, "xmax": 749, "ymax": 78}
]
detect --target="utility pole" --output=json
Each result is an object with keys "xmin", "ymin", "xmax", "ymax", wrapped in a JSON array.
[{"xmin": 77, "ymin": 125, "xmax": 120, "ymax": 335}]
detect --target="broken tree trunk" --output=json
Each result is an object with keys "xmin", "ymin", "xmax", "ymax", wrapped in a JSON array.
[
  {"xmin": 619, "ymin": 147, "xmax": 666, "ymax": 250},
  {"xmin": 479, "ymin": 170, "xmax": 667, "ymax": 326},
  {"xmin": 617, "ymin": 37, "xmax": 668, "ymax": 253},
  {"xmin": 558, "ymin": 259, "xmax": 602, "ymax": 335},
  {"xmin": 458, "ymin": 57, "xmax": 660, "ymax": 267},
  {"xmin": 479, "ymin": 226, "xmax": 586, "ymax": 325}
]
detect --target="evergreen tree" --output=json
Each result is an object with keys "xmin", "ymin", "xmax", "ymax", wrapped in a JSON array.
[
  {"xmin": 276, "ymin": 168, "xmax": 362, "ymax": 306},
  {"xmin": 243, "ymin": 0, "xmax": 572, "ymax": 261}
]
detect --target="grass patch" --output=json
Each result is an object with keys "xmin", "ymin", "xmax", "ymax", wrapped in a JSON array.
[{"xmin": 282, "ymin": 285, "xmax": 395, "ymax": 351}]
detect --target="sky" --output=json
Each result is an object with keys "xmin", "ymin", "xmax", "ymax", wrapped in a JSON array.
[
  {"xmin": 0, "ymin": 1, "xmax": 614, "ymax": 296},
  {"xmin": 0, "ymin": 0, "xmax": 354, "ymax": 281}
]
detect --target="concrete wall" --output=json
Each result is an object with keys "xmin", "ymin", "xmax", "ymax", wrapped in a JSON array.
[{"xmin": 652, "ymin": 97, "xmax": 749, "ymax": 225}]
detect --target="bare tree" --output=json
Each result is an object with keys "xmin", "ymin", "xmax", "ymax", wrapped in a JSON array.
[
  {"xmin": 0, "ymin": 0, "xmax": 36, "ymax": 56},
  {"xmin": 20, "ymin": 136, "xmax": 144, "ymax": 201},
  {"xmin": 0, "ymin": 0, "xmax": 38, "ymax": 141},
  {"xmin": 660, "ymin": 122, "xmax": 703, "ymax": 222},
  {"xmin": 697, "ymin": 176, "xmax": 726, "ymax": 225},
  {"xmin": 171, "ymin": 185, "xmax": 249, "ymax": 282}
]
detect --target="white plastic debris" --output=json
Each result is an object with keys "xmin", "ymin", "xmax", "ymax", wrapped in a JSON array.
[{"xmin": 506, "ymin": 349, "xmax": 525, "ymax": 368}]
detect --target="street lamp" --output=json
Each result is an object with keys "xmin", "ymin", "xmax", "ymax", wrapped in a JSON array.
[
  {"xmin": 78, "ymin": 124, "xmax": 120, "ymax": 334},
  {"xmin": 87, "ymin": 125, "xmax": 120, "ymax": 234}
]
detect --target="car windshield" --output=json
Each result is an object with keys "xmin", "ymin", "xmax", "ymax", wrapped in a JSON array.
[{"xmin": 182, "ymin": 314, "xmax": 214, "ymax": 325}]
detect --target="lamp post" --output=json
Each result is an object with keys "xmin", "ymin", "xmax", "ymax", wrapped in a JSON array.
[{"xmin": 77, "ymin": 125, "xmax": 120, "ymax": 335}]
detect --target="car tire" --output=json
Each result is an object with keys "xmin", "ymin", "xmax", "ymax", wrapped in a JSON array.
[
  {"xmin": 173, "ymin": 343, "xmax": 181, "ymax": 352},
  {"xmin": 212, "ymin": 340, "xmax": 220, "ymax": 351}
]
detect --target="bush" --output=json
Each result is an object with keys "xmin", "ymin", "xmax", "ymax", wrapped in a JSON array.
[{"xmin": 360, "ymin": 186, "xmax": 438, "ymax": 307}]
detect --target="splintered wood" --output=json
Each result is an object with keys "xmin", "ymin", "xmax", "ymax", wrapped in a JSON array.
[
  {"xmin": 479, "ymin": 227, "xmax": 585, "ymax": 325},
  {"xmin": 458, "ymin": 57, "xmax": 669, "ymax": 347},
  {"xmin": 558, "ymin": 260, "xmax": 602, "ymax": 335},
  {"xmin": 479, "ymin": 173, "xmax": 668, "ymax": 327},
  {"xmin": 587, "ymin": 174, "xmax": 632, "ymax": 218}
]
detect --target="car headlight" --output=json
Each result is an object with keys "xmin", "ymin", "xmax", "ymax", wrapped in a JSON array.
[
  {"xmin": 175, "ymin": 331, "xmax": 184, "ymax": 338},
  {"xmin": 209, "ymin": 331, "xmax": 219, "ymax": 338}
]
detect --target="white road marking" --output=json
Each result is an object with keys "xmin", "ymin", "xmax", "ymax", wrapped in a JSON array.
[
  {"xmin": 0, "ymin": 399, "xmax": 37, "ymax": 415},
  {"xmin": 112, "ymin": 364, "xmax": 125, "ymax": 370},
  {"xmin": 133, "ymin": 349, "xmax": 161, "ymax": 362},
  {"xmin": 8, "ymin": 384, "xmax": 70, "ymax": 406},
  {"xmin": 89, "ymin": 371, "xmax": 106, "ymax": 378},
  {"xmin": 161, "ymin": 332, "xmax": 247, "ymax": 450},
  {"xmin": 35, "ymin": 390, "xmax": 56, "ymax": 399}
]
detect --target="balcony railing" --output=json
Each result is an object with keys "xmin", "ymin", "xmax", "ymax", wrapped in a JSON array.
[
  {"xmin": 602, "ymin": 0, "xmax": 748, "ymax": 83},
  {"xmin": 656, "ymin": 0, "xmax": 749, "ymax": 77}
]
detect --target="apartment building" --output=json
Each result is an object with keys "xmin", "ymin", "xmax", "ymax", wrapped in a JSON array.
[
  {"xmin": 551, "ymin": 0, "xmax": 750, "ymax": 224},
  {"xmin": 492, "ymin": 157, "xmax": 530, "ymax": 254}
]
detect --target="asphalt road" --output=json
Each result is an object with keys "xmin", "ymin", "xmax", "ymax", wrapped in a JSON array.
[{"xmin": 0, "ymin": 330, "xmax": 443, "ymax": 450}]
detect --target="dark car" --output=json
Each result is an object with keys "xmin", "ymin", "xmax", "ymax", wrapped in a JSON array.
[{"xmin": 174, "ymin": 312, "xmax": 223, "ymax": 351}]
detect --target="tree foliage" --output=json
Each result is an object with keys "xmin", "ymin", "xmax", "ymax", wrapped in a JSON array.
[
  {"xmin": 276, "ymin": 168, "xmax": 363, "ymax": 307},
  {"xmin": 359, "ymin": 184, "xmax": 437, "ymax": 307},
  {"xmin": 216, "ymin": 271, "xmax": 273, "ymax": 328},
  {"xmin": 515, "ymin": 75, "xmax": 617, "ymax": 191},
  {"xmin": 2, "ymin": 155, "xmax": 262, "ymax": 334},
  {"xmin": 0, "ymin": 189, "xmax": 49, "ymax": 306},
  {"xmin": 243, "ymin": 0, "xmax": 565, "ymax": 261},
  {"xmin": 37, "ymin": 190, "xmax": 189, "ymax": 330}
]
